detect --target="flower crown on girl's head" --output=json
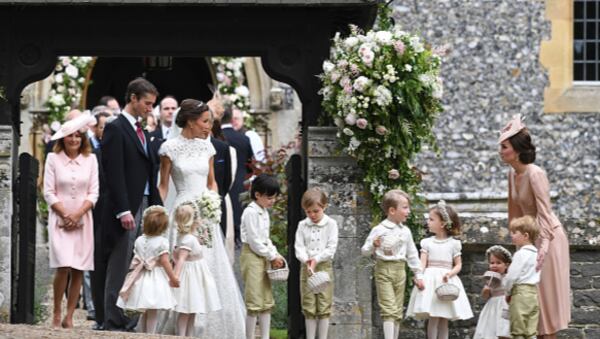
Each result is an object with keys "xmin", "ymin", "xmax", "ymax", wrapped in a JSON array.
[
  {"xmin": 175, "ymin": 200, "xmax": 201, "ymax": 234},
  {"xmin": 142, "ymin": 205, "xmax": 168, "ymax": 219},
  {"xmin": 485, "ymin": 245, "xmax": 512, "ymax": 262},
  {"xmin": 435, "ymin": 200, "xmax": 453, "ymax": 230}
]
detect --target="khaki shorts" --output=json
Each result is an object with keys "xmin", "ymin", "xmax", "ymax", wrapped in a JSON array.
[
  {"xmin": 300, "ymin": 261, "xmax": 334, "ymax": 319},
  {"xmin": 509, "ymin": 284, "xmax": 539, "ymax": 338},
  {"xmin": 240, "ymin": 244, "xmax": 274, "ymax": 315},
  {"xmin": 374, "ymin": 260, "xmax": 406, "ymax": 322}
]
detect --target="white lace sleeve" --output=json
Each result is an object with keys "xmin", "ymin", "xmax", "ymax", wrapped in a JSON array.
[{"xmin": 158, "ymin": 140, "xmax": 172, "ymax": 160}]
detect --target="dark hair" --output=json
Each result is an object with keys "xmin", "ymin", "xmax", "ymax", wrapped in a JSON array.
[
  {"xmin": 160, "ymin": 95, "xmax": 178, "ymax": 109},
  {"xmin": 486, "ymin": 247, "xmax": 512, "ymax": 265},
  {"xmin": 175, "ymin": 99, "xmax": 211, "ymax": 128},
  {"xmin": 508, "ymin": 129, "xmax": 536, "ymax": 164},
  {"xmin": 212, "ymin": 119, "xmax": 225, "ymax": 141},
  {"xmin": 53, "ymin": 131, "xmax": 92, "ymax": 156},
  {"xmin": 250, "ymin": 174, "xmax": 281, "ymax": 200},
  {"xmin": 430, "ymin": 203, "xmax": 461, "ymax": 236},
  {"xmin": 221, "ymin": 106, "xmax": 233, "ymax": 124},
  {"xmin": 98, "ymin": 95, "xmax": 117, "ymax": 106},
  {"xmin": 124, "ymin": 77, "xmax": 159, "ymax": 104}
]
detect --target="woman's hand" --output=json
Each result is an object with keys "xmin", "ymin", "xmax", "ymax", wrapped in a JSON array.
[
  {"xmin": 414, "ymin": 278, "xmax": 425, "ymax": 290},
  {"xmin": 536, "ymin": 250, "xmax": 546, "ymax": 272}
]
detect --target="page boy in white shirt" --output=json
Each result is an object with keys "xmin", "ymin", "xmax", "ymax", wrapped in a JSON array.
[{"xmin": 504, "ymin": 215, "xmax": 541, "ymax": 339}]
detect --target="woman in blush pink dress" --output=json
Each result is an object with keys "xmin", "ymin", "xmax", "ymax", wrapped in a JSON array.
[
  {"xmin": 498, "ymin": 115, "xmax": 571, "ymax": 338},
  {"xmin": 43, "ymin": 113, "xmax": 99, "ymax": 328}
]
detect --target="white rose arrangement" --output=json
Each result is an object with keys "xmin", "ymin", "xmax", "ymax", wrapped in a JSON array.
[{"xmin": 194, "ymin": 190, "xmax": 222, "ymax": 247}]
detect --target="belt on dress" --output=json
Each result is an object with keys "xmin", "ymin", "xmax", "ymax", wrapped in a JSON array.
[{"xmin": 426, "ymin": 259, "xmax": 453, "ymax": 269}]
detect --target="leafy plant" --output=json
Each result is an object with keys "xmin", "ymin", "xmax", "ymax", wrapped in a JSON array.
[
  {"xmin": 319, "ymin": 5, "xmax": 444, "ymax": 234},
  {"xmin": 46, "ymin": 56, "xmax": 93, "ymax": 124}
]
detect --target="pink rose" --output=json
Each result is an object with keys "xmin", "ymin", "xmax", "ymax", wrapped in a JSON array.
[
  {"xmin": 394, "ymin": 40, "xmax": 405, "ymax": 55},
  {"xmin": 388, "ymin": 169, "xmax": 400, "ymax": 180},
  {"xmin": 356, "ymin": 118, "xmax": 368, "ymax": 129},
  {"xmin": 375, "ymin": 125, "xmax": 388, "ymax": 136},
  {"xmin": 344, "ymin": 113, "xmax": 357, "ymax": 126}
]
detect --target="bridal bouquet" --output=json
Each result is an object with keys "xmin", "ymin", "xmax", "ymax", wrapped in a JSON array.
[
  {"xmin": 194, "ymin": 190, "xmax": 222, "ymax": 247},
  {"xmin": 319, "ymin": 6, "xmax": 443, "ymax": 222}
]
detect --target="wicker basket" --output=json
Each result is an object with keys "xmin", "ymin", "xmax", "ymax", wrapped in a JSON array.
[
  {"xmin": 267, "ymin": 257, "xmax": 289, "ymax": 282},
  {"xmin": 435, "ymin": 282, "xmax": 460, "ymax": 301},
  {"xmin": 307, "ymin": 268, "xmax": 331, "ymax": 294},
  {"xmin": 483, "ymin": 270, "xmax": 503, "ymax": 288},
  {"xmin": 501, "ymin": 307, "xmax": 509, "ymax": 320}
]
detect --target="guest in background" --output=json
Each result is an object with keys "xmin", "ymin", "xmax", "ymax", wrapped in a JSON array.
[
  {"xmin": 43, "ymin": 113, "xmax": 99, "ymax": 328},
  {"xmin": 98, "ymin": 95, "xmax": 121, "ymax": 115},
  {"xmin": 232, "ymin": 108, "xmax": 265, "ymax": 163}
]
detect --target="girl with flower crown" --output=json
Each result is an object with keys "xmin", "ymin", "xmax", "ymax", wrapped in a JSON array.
[
  {"xmin": 116, "ymin": 206, "xmax": 179, "ymax": 334},
  {"xmin": 474, "ymin": 245, "xmax": 512, "ymax": 339},
  {"xmin": 406, "ymin": 201, "xmax": 473, "ymax": 339}
]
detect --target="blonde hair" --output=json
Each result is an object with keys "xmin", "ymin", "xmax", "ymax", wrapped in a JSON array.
[
  {"xmin": 509, "ymin": 215, "xmax": 539, "ymax": 243},
  {"xmin": 142, "ymin": 206, "xmax": 169, "ymax": 236},
  {"xmin": 301, "ymin": 187, "xmax": 328, "ymax": 209},
  {"xmin": 174, "ymin": 202, "xmax": 200, "ymax": 235},
  {"xmin": 381, "ymin": 189, "xmax": 410, "ymax": 214}
]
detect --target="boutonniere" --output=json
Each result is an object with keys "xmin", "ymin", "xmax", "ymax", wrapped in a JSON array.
[{"xmin": 150, "ymin": 136, "xmax": 155, "ymax": 142}]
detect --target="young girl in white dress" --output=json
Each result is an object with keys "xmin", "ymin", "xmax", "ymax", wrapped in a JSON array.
[
  {"xmin": 116, "ymin": 206, "xmax": 179, "ymax": 334},
  {"xmin": 407, "ymin": 200, "xmax": 473, "ymax": 339},
  {"xmin": 172, "ymin": 201, "xmax": 222, "ymax": 336},
  {"xmin": 473, "ymin": 245, "xmax": 512, "ymax": 339}
]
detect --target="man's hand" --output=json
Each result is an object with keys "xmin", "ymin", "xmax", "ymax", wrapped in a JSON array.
[{"xmin": 120, "ymin": 213, "xmax": 136, "ymax": 231}]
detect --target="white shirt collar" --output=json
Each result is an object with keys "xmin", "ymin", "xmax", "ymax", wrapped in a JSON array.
[
  {"xmin": 161, "ymin": 124, "xmax": 171, "ymax": 138},
  {"xmin": 306, "ymin": 215, "xmax": 330, "ymax": 227},
  {"xmin": 249, "ymin": 201, "xmax": 266, "ymax": 215},
  {"xmin": 381, "ymin": 219, "xmax": 401, "ymax": 229},
  {"xmin": 121, "ymin": 110, "xmax": 138, "ymax": 129},
  {"xmin": 221, "ymin": 123, "xmax": 233, "ymax": 129}
]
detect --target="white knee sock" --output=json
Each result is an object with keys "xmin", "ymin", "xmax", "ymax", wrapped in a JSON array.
[
  {"xmin": 305, "ymin": 318, "xmax": 317, "ymax": 339},
  {"xmin": 145, "ymin": 309, "xmax": 158, "ymax": 334},
  {"xmin": 258, "ymin": 312, "xmax": 271, "ymax": 339},
  {"xmin": 394, "ymin": 321, "xmax": 400, "ymax": 339},
  {"xmin": 317, "ymin": 318, "xmax": 330, "ymax": 339},
  {"xmin": 383, "ymin": 320, "xmax": 395, "ymax": 339},
  {"xmin": 245, "ymin": 315, "xmax": 257, "ymax": 339},
  {"xmin": 427, "ymin": 317, "xmax": 439, "ymax": 339}
]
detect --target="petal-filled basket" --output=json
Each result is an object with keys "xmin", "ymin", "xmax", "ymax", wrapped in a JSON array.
[{"xmin": 267, "ymin": 257, "xmax": 289, "ymax": 282}]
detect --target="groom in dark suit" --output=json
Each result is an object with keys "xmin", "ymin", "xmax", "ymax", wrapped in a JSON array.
[{"xmin": 101, "ymin": 78, "xmax": 162, "ymax": 331}]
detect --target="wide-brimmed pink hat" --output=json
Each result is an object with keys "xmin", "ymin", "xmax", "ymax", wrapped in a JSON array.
[
  {"xmin": 50, "ymin": 111, "xmax": 96, "ymax": 141},
  {"xmin": 498, "ymin": 114, "xmax": 526, "ymax": 144}
]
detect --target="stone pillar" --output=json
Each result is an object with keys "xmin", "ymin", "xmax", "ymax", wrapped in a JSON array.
[
  {"xmin": 0, "ymin": 125, "xmax": 12, "ymax": 322},
  {"xmin": 307, "ymin": 127, "xmax": 373, "ymax": 338}
]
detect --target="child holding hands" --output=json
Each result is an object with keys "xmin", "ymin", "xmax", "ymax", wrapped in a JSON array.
[
  {"xmin": 171, "ymin": 201, "xmax": 222, "ymax": 336},
  {"xmin": 361, "ymin": 189, "xmax": 425, "ymax": 339},
  {"xmin": 240, "ymin": 174, "xmax": 286, "ymax": 339},
  {"xmin": 116, "ymin": 205, "xmax": 179, "ymax": 334},
  {"xmin": 295, "ymin": 188, "xmax": 339, "ymax": 339},
  {"xmin": 504, "ymin": 216, "xmax": 540, "ymax": 339}
]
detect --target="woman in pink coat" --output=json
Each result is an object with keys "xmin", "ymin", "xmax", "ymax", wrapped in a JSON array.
[
  {"xmin": 44, "ymin": 113, "xmax": 99, "ymax": 328},
  {"xmin": 498, "ymin": 115, "xmax": 571, "ymax": 338}
]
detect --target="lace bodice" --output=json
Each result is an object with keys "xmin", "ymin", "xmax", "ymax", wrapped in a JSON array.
[{"xmin": 159, "ymin": 135, "xmax": 216, "ymax": 202}]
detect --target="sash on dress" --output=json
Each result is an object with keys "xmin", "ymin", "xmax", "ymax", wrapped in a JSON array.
[{"xmin": 118, "ymin": 255, "xmax": 159, "ymax": 301}]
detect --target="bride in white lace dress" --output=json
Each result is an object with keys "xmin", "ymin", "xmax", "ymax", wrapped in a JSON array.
[{"xmin": 157, "ymin": 99, "xmax": 246, "ymax": 338}]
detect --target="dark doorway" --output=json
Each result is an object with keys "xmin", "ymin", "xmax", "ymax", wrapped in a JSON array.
[{"xmin": 85, "ymin": 57, "xmax": 214, "ymax": 108}]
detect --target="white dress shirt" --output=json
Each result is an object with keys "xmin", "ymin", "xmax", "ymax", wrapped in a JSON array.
[
  {"xmin": 241, "ymin": 201, "xmax": 279, "ymax": 261},
  {"xmin": 245, "ymin": 130, "xmax": 265, "ymax": 162},
  {"xmin": 294, "ymin": 215, "xmax": 339, "ymax": 264},
  {"xmin": 503, "ymin": 244, "xmax": 540, "ymax": 295},
  {"xmin": 361, "ymin": 219, "xmax": 423, "ymax": 279}
]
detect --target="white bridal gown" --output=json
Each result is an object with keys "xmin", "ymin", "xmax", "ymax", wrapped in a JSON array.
[{"xmin": 157, "ymin": 125, "xmax": 246, "ymax": 338}]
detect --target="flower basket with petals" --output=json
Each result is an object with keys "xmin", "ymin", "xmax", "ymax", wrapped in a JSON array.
[{"xmin": 319, "ymin": 6, "xmax": 444, "ymax": 225}]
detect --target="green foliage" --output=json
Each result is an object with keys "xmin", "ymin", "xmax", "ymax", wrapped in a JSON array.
[
  {"xmin": 319, "ymin": 6, "xmax": 444, "ymax": 235},
  {"xmin": 46, "ymin": 56, "xmax": 93, "ymax": 124},
  {"xmin": 271, "ymin": 280, "xmax": 289, "ymax": 330},
  {"xmin": 0, "ymin": 86, "xmax": 6, "ymax": 102}
]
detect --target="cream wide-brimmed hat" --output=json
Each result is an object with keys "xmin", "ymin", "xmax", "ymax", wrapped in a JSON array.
[
  {"xmin": 498, "ymin": 114, "xmax": 526, "ymax": 144},
  {"xmin": 50, "ymin": 111, "xmax": 97, "ymax": 141}
]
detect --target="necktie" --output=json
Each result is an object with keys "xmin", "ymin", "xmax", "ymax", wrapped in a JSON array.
[{"xmin": 135, "ymin": 121, "xmax": 146, "ymax": 146}]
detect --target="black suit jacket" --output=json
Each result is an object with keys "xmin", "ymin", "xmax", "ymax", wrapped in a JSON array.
[
  {"xmin": 210, "ymin": 137, "xmax": 232, "ymax": 235},
  {"xmin": 149, "ymin": 123, "xmax": 167, "ymax": 166},
  {"xmin": 101, "ymin": 114, "xmax": 162, "ymax": 249}
]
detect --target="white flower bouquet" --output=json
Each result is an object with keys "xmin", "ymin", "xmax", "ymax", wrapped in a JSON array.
[{"xmin": 194, "ymin": 190, "xmax": 222, "ymax": 247}]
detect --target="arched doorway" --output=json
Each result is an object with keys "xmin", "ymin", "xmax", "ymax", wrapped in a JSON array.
[{"xmin": 84, "ymin": 57, "xmax": 215, "ymax": 108}]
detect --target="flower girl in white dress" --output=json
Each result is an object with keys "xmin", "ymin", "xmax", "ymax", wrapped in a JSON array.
[
  {"xmin": 407, "ymin": 201, "xmax": 473, "ymax": 339},
  {"xmin": 116, "ymin": 206, "xmax": 179, "ymax": 334},
  {"xmin": 172, "ymin": 201, "xmax": 222, "ymax": 336},
  {"xmin": 473, "ymin": 245, "xmax": 512, "ymax": 339}
]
